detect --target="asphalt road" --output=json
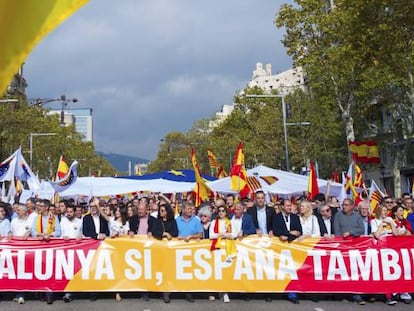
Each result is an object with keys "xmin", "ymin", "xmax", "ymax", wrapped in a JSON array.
[{"xmin": 0, "ymin": 293, "xmax": 412, "ymax": 311}]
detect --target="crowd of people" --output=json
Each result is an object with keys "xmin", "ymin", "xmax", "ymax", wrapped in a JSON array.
[{"xmin": 0, "ymin": 190, "xmax": 413, "ymax": 305}]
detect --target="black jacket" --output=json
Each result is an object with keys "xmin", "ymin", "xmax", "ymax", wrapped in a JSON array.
[
  {"xmin": 272, "ymin": 212, "xmax": 302, "ymax": 242},
  {"xmin": 82, "ymin": 214, "xmax": 110, "ymax": 239}
]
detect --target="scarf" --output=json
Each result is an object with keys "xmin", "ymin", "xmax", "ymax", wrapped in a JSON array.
[
  {"xmin": 210, "ymin": 218, "xmax": 237, "ymax": 259},
  {"xmin": 36, "ymin": 213, "xmax": 55, "ymax": 235}
]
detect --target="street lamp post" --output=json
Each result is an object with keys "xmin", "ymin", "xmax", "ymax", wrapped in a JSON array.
[
  {"xmin": 30, "ymin": 95, "xmax": 78, "ymax": 126},
  {"xmin": 29, "ymin": 132, "xmax": 57, "ymax": 167}
]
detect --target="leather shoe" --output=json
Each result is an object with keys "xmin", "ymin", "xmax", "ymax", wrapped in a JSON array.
[
  {"xmin": 185, "ymin": 294, "xmax": 195, "ymax": 302},
  {"xmin": 142, "ymin": 293, "xmax": 149, "ymax": 301},
  {"xmin": 46, "ymin": 297, "xmax": 53, "ymax": 305},
  {"xmin": 265, "ymin": 297, "xmax": 272, "ymax": 302},
  {"xmin": 288, "ymin": 298, "xmax": 300, "ymax": 304},
  {"xmin": 162, "ymin": 293, "xmax": 170, "ymax": 303}
]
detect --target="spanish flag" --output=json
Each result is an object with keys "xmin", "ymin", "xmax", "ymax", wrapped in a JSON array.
[
  {"xmin": 349, "ymin": 140, "xmax": 380, "ymax": 164},
  {"xmin": 56, "ymin": 155, "xmax": 69, "ymax": 179},
  {"xmin": 191, "ymin": 147, "xmax": 212, "ymax": 206},
  {"xmin": 307, "ymin": 161, "xmax": 319, "ymax": 200},
  {"xmin": 0, "ymin": 0, "xmax": 90, "ymax": 94},
  {"xmin": 230, "ymin": 142, "xmax": 250, "ymax": 198}
]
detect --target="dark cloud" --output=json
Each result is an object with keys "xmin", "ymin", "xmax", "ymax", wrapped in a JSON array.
[{"xmin": 24, "ymin": 0, "xmax": 292, "ymax": 160}]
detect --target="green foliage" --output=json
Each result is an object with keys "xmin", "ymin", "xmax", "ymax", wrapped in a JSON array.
[{"xmin": 0, "ymin": 99, "xmax": 115, "ymax": 179}]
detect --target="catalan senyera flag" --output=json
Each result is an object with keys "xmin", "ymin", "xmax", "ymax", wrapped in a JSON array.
[
  {"xmin": 191, "ymin": 147, "xmax": 212, "ymax": 206},
  {"xmin": 0, "ymin": 0, "xmax": 90, "ymax": 94},
  {"xmin": 246, "ymin": 176, "xmax": 261, "ymax": 192},
  {"xmin": 207, "ymin": 149, "xmax": 220, "ymax": 168},
  {"xmin": 216, "ymin": 165, "xmax": 228, "ymax": 179},
  {"xmin": 230, "ymin": 142, "xmax": 250, "ymax": 198},
  {"xmin": 349, "ymin": 140, "xmax": 380, "ymax": 164},
  {"xmin": 307, "ymin": 161, "xmax": 320, "ymax": 200},
  {"xmin": 56, "ymin": 155, "xmax": 69, "ymax": 180},
  {"xmin": 260, "ymin": 176, "xmax": 278, "ymax": 185},
  {"xmin": 368, "ymin": 180, "xmax": 385, "ymax": 212}
]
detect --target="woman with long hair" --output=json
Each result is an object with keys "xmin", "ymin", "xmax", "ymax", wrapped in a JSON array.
[
  {"xmin": 110, "ymin": 207, "xmax": 130, "ymax": 302},
  {"xmin": 150, "ymin": 203, "xmax": 178, "ymax": 303},
  {"xmin": 371, "ymin": 204, "xmax": 399, "ymax": 305},
  {"xmin": 209, "ymin": 205, "xmax": 236, "ymax": 303}
]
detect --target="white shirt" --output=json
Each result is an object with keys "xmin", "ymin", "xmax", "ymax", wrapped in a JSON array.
[
  {"xmin": 110, "ymin": 219, "xmax": 130, "ymax": 236},
  {"xmin": 209, "ymin": 218, "xmax": 237, "ymax": 239},
  {"xmin": 231, "ymin": 216, "xmax": 243, "ymax": 238},
  {"xmin": 370, "ymin": 217, "xmax": 395, "ymax": 236},
  {"xmin": 92, "ymin": 214, "xmax": 100, "ymax": 234},
  {"xmin": 257, "ymin": 206, "xmax": 268, "ymax": 234},
  {"xmin": 11, "ymin": 216, "xmax": 32, "ymax": 237},
  {"xmin": 323, "ymin": 217, "xmax": 332, "ymax": 235},
  {"xmin": 300, "ymin": 215, "xmax": 321, "ymax": 237},
  {"xmin": 60, "ymin": 216, "xmax": 83, "ymax": 238},
  {"xmin": 0, "ymin": 218, "xmax": 11, "ymax": 236}
]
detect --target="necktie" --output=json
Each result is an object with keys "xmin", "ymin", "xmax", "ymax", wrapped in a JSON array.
[{"xmin": 285, "ymin": 215, "xmax": 289, "ymax": 222}]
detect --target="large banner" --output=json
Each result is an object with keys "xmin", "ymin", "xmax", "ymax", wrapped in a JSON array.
[{"xmin": 0, "ymin": 236, "xmax": 413, "ymax": 293}]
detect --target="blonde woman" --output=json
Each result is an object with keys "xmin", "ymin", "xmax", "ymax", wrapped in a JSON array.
[
  {"xmin": 371, "ymin": 205, "xmax": 397, "ymax": 239},
  {"xmin": 370, "ymin": 204, "xmax": 399, "ymax": 305},
  {"xmin": 298, "ymin": 200, "xmax": 320, "ymax": 239}
]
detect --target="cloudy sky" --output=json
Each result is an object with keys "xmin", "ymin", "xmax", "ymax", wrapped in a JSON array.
[{"xmin": 24, "ymin": 0, "xmax": 292, "ymax": 161}]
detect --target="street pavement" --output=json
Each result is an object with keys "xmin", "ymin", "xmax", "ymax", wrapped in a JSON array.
[{"xmin": 0, "ymin": 293, "xmax": 412, "ymax": 311}]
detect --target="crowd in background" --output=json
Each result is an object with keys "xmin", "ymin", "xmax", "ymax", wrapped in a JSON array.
[{"xmin": 0, "ymin": 190, "xmax": 413, "ymax": 305}]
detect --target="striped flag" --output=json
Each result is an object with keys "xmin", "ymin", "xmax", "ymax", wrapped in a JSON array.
[
  {"xmin": 246, "ymin": 176, "xmax": 261, "ymax": 192},
  {"xmin": 56, "ymin": 155, "xmax": 69, "ymax": 179},
  {"xmin": 260, "ymin": 176, "xmax": 278, "ymax": 185},
  {"xmin": 216, "ymin": 165, "xmax": 227, "ymax": 179},
  {"xmin": 230, "ymin": 142, "xmax": 250, "ymax": 198},
  {"xmin": 207, "ymin": 149, "xmax": 220, "ymax": 168},
  {"xmin": 191, "ymin": 147, "xmax": 212, "ymax": 206},
  {"xmin": 368, "ymin": 180, "xmax": 385, "ymax": 212}
]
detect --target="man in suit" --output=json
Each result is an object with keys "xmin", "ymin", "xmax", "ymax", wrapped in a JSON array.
[
  {"xmin": 317, "ymin": 203, "xmax": 335, "ymax": 237},
  {"xmin": 246, "ymin": 191, "xmax": 274, "ymax": 236},
  {"xmin": 231, "ymin": 202, "xmax": 256, "ymax": 239},
  {"xmin": 128, "ymin": 201, "xmax": 152, "ymax": 301},
  {"xmin": 82, "ymin": 198, "xmax": 110, "ymax": 239},
  {"xmin": 357, "ymin": 200, "xmax": 371, "ymax": 236},
  {"xmin": 272, "ymin": 198, "xmax": 302, "ymax": 304},
  {"xmin": 82, "ymin": 198, "xmax": 110, "ymax": 302}
]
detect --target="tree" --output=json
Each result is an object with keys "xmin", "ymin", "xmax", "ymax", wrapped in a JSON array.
[
  {"xmin": 276, "ymin": 0, "xmax": 377, "ymax": 155},
  {"xmin": 0, "ymin": 99, "xmax": 115, "ymax": 178}
]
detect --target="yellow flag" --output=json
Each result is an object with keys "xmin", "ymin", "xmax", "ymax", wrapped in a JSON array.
[
  {"xmin": 191, "ymin": 147, "xmax": 212, "ymax": 206},
  {"xmin": 0, "ymin": 0, "xmax": 90, "ymax": 93}
]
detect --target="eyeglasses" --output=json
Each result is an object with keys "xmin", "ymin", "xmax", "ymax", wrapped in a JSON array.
[
  {"xmin": 385, "ymin": 201, "xmax": 393, "ymax": 204},
  {"xmin": 200, "ymin": 214, "xmax": 208, "ymax": 218},
  {"xmin": 218, "ymin": 209, "xmax": 226, "ymax": 213}
]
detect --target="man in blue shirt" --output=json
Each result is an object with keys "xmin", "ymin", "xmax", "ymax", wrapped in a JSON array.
[{"xmin": 175, "ymin": 201, "xmax": 202, "ymax": 302}]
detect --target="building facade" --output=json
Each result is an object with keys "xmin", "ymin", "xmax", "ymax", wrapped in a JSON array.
[{"xmin": 48, "ymin": 108, "xmax": 93, "ymax": 142}]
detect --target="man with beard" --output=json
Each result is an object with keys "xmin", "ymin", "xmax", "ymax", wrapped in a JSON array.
[
  {"xmin": 60, "ymin": 206, "xmax": 83, "ymax": 302},
  {"xmin": 31, "ymin": 199, "xmax": 61, "ymax": 304}
]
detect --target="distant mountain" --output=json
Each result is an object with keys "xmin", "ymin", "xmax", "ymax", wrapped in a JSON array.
[{"xmin": 97, "ymin": 151, "xmax": 149, "ymax": 173}]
